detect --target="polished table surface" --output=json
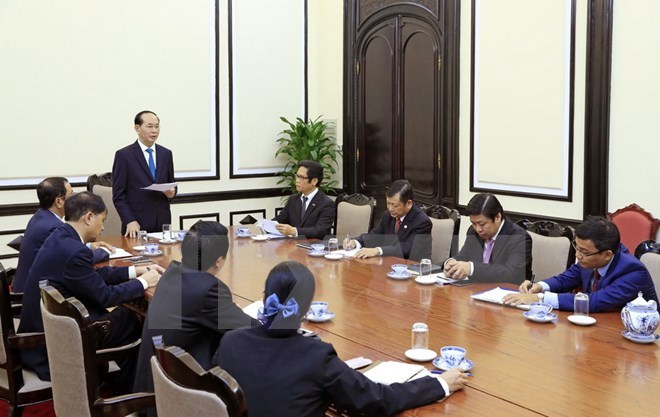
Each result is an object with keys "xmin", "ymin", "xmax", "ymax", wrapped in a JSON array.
[{"xmin": 104, "ymin": 231, "xmax": 659, "ymax": 417}]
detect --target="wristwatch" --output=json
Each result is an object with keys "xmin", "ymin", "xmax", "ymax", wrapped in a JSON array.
[{"xmin": 537, "ymin": 293, "xmax": 545, "ymax": 302}]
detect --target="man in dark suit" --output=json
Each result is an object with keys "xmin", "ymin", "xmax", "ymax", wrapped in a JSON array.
[
  {"xmin": 344, "ymin": 179, "xmax": 432, "ymax": 261},
  {"xmin": 13, "ymin": 177, "xmax": 112, "ymax": 292},
  {"xmin": 134, "ymin": 220, "xmax": 258, "ymax": 416},
  {"xmin": 18, "ymin": 192, "xmax": 162, "ymax": 390},
  {"xmin": 504, "ymin": 216, "xmax": 658, "ymax": 312},
  {"xmin": 112, "ymin": 110, "xmax": 176, "ymax": 237},
  {"xmin": 444, "ymin": 193, "xmax": 532, "ymax": 284},
  {"xmin": 274, "ymin": 160, "xmax": 335, "ymax": 240}
]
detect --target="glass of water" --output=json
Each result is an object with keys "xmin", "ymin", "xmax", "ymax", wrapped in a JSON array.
[
  {"xmin": 138, "ymin": 230, "xmax": 148, "ymax": 245},
  {"xmin": 327, "ymin": 238, "xmax": 339, "ymax": 252},
  {"xmin": 574, "ymin": 292, "xmax": 589, "ymax": 316},
  {"xmin": 162, "ymin": 224, "xmax": 172, "ymax": 241},
  {"xmin": 420, "ymin": 258, "xmax": 433, "ymax": 277}
]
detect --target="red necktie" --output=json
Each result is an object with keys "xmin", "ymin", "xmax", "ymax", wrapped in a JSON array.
[
  {"xmin": 395, "ymin": 218, "xmax": 401, "ymax": 233},
  {"xmin": 591, "ymin": 269, "xmax": 600, "ymax": 292}
]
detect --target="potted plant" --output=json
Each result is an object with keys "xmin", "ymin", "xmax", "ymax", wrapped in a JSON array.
[{"xmin": 275, "ymin": 116, "xmax": 342, "ymax": 195}]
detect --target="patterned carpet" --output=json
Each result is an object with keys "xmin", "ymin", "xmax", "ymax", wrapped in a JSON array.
[{"xmin": 0, "ymin": 400, "xmax": 56, "ymax": 417}]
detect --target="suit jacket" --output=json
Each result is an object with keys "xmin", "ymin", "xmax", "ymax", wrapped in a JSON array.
[
  {"xmin": 274, "ymin": 190, "xmax": 335, "ymax": 240},
  {"xmin": 453, "ymin": 218, "xmax": 532, "ymax": 284},
  {"xmin": 18, "ymin": 224, "xmax": 142, "ymax": 379},
  {"xmin": 544, "ymin": 244, "xmax": 658, "ymax": 312},
  {"xmin": 13, "ymin": 209, "xmax": 108, "ymax": 292},
  {"xmin": 355, "ymin": 204, "xmax": 432, "ymax": 260},
  {"xmin": 112, "ymin": 141, "xmax": 176, "ymax": 233},
  {"xmin": 215, "ymin": 326, "xmax": 446, "ymax": 417},
  {"xmin": 134, "ymin": 262, "xmax": 258, "ymax": 400}
]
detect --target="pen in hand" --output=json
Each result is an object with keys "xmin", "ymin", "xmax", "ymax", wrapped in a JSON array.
[{"xmin": 527, "ymin": 273, "xmax": 536, "ymax": 293}]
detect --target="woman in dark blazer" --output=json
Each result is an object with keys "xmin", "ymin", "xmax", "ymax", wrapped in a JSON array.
[{"xmin": 214, "ymin": 261, "xmax": 467, "ymax": 417}]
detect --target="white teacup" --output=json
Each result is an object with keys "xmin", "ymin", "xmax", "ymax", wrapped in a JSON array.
[
  {"xmin": 177, "ymin": 230, "xmax": 187, "ymax": 241},
  {"xmin": 144, "ymin": 243, "xmax": 160, "ymax": 254},
  {"xmin": 311, "ymin": 243, "xmax": 325, "ymax": 253},
  {"xmin": 391, "ymin": 264, "xmax": 408, "ymax": 275},
  {"xmin": 309, "ymin": 301, "xmax": 329, "ymax": 318},
  {"xmin": 237, "ymin": 226, "xmax": 250, "ymax": 236},
  {"xmin": 529, "ymin": 302, "xmax": 553, "ymax": 316},
  {"xmin": 440, "ymin": 346, "xmax": 466, "ymax": 369}
]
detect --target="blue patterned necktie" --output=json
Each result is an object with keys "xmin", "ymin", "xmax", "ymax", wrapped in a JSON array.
[{"xmin": 145, "ymin": 148, "xmax": 156, "ymax": 180}]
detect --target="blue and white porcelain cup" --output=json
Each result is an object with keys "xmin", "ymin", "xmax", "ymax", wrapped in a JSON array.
[
  {"xmin": 145, "ymin": 243, "xmax": 160, "ymax": 254},
  {"xmin": 529, "ymin": 302, "xmax": 553, "ymax": 317},
  {"xmin": 309, "ymin": 301, "xmax": 329, "ymax": 318},
  {"xmin": 391, "ymin": 264, "xmax": 408, "ymax": 275},
  {"xmin": 237, "ymin": 226, "xmax": 250, "ymax": 236},
  {"xmin": 311, "ymin": 243, "xmax": 325, "ymax": 253},
  {"xmin": 440, "ymin": 346, "xmax": 466, "ymax": 369}
]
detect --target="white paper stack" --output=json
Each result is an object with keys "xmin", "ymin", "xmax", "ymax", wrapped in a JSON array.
[
  {"xmin": 470, "ymin": 287, "xmax": 531, "ymax": 310},
  {"xmin": 363, "ymin": 361, "xmax": 426, "ymax": 385}
]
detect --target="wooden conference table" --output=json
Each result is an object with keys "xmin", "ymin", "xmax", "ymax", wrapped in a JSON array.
[{"xmin": 104, "ymin": 229, "xmax": 659, "ymax": 417}]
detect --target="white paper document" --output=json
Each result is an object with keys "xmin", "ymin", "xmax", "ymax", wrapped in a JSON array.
[
  {"xmin": 260, "ymin": 220, "xmax": 284, "ymax": 236},
  {"xmin": 433, "ymin": 272, "xmax": 469, "ymax": 285},
  {"xmin": 242, "ymin": 300, "xmax": 264, "ymax": 320},
  {"xmin": 470, "ymin": 287, "xmax": 530, "ymax": 310},
  {"xmin": 363, "ymin": 361, "xmax": 426, "ymax": 385},
  {"xmin": 141, "ymin": 182, "xmax": 178, "ymax": 192},
  {"xmin": 333, "ymin": 248, "xmax": 361, "ymax": 258},
  {"xmin": 101, "ymin": 247, "xmax": 133, "ymax": 259}
]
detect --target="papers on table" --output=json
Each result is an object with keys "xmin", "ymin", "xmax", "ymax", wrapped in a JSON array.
[
  {"xmin": 101, "ymin": 247, "xmax": 133, "ymax": 259},
  {"xmin": 147, "ymin": 232, "xmax": 164, "ymax": 240},
  {"xmin": 260, "ymin": 220, "xmax": 285, "ymax": 236},
  {"xmin": 470, "ymin": 287, "xmax": 530, "ymax": 310},
  {"xmin": 431, "ymin": 272, "xmax": 469, "ymax": 285},
  {"xmin": 242, "ymin": 300, "xmax": 264, "ymax": 320},
  {"xmin": 333, "ymin": 248, "xmax": 360, "ymax": 258},
  {"xmin": 363, "ymin": 361, "xmax": 427, "ymax": 385},
  {"xmin": 141, "ymin": 182, "xmax": 178, "ymax": 192}
]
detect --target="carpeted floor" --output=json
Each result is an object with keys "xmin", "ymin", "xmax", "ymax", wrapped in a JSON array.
[{"xmin": 0, "ymin": 400, "xmax": 56, "ymax": 417}]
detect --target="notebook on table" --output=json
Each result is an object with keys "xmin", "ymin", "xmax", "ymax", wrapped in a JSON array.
[{"xmin": 470, "ymin": 287, "xmax": 531, "ymax": 310}]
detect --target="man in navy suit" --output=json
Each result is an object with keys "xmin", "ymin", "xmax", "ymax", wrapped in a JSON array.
[
  {"xmin": 444, "ymin": 193, "xmax": 532, "ymax": 284},
  {"xmin": 274, "ymin": 160, "xmax": 335, "ymax": 240},
  {"xmin": 13, "ymin": 177, "xmax": 113, "ymax": 292},
  {"xmin": 504, "ymin": 216, "xmax": 658, "ymax": 312},
  {"xmin": 344, "ymin": 180, "xmax": 432, "ymax": 261},
  {"xmin": 18, "ymin": 192, "xmax": 162, "ymax": 389},
  {"xmin": 134, "ymin": 220, "xmax": 258, "ymax": 417},
  {"xmin": 112, "ymin": 110, "xmax": 176, "ymax": 237}
]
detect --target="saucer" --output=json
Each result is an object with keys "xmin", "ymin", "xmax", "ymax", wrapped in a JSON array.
[
  {"xmin": 306, "ymin": 312, "xmax": 335, "ymax": 323},
  {"xmin": 387, "ymin": 271, "xmax": 412, "ymax": 280},
  {"xmin": 567, "ymin": 315, "xmax": 597, "ymax": 326},
  {"xmin": 432, "ymin": 357, "xmax": 474, "ymax": 372},
  {"xmin": 141, "ymin": 250, "xmax": 163, "ymax": 257},
  {"xmin": 159, "ymin": 238, "xmax": 177, "ymax": 244},
  {"xmin": 132, "ymin": 245, "xmax": 146, "ymax": 251},
  {"xmin": 621, "ymin": 331, "xmax": 660, "ymax": 344},
  {"xmin": 251, "ymin": 235, "xmax": 269, "ymax": 241},
  {"xmin": 404, "ymin": 348, "xmax": 437, "ymax": 362},
  {"xmin": 308, "ymin": 250, "xmax": 327, "ymax": 257},
  {"xmin": 415, "ymin": 275, "xmax": 437, "ymax": 285},
  {"xmin": 235, "ymin": 234, "xmax": 252, "ymax": 238},
  {"xmin": 523, "ymin": 311, "xmax": 557, "ymax": 323},
  {"xmin": 324, "ymin": 253, "xmax": 343, "ymax": 260}
]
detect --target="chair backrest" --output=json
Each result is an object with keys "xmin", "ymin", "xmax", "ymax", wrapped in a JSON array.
[
  {"xmin": 91, "ymin": 183, "xmax": 122, "ymax": 236},
  {"xmin": 152, "ymin": 339, "xmax": 247, "ymax": 417},
  {"xmin": 640, "ymin": 252, "xmax": 660, "ymax": 290},
  {"xmin": 335, "ymin": 193, "xmax": 376, "ymax": 238},
  {"xmin": 40, "ymin": 285, "xmax": 153, "ymax": 417},
  {"xmin": 517, "ymin": 220, "xmax": 576, "ymax": 278},
  {"xmin": 422, "ymin": 205, "xmax": 460, "ymax": 262},
  {"xmin": 608, "ymin": 204, "xmax": 660, "ymax": 253}
]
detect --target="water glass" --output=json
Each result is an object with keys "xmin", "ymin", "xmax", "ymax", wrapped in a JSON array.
[
  {"xmin": 138, "ymin": 230, "xmax": 148, "ymax": 244},
  {"xmin": 411, "ymin": 322, "xmax": 429, "ymax": 350},
  {"xmin": 327, "ymin": 238, "xmax": 339, "ymax": 252},
  {"xmin": 162, "ymin": 223, "xmax": 172, "ymax": 241},
  {"xmin": 420, "ymin": 258, "xmax": 432, "ymax": 277},
  {"xmin": 574, "ymin": 292, "xmax": 589, "ymax": 316}
]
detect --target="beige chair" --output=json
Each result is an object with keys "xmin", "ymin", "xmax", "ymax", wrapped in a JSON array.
[
  {"xmin": 0, "ymin": 264, "xmax": 51, "ymax": 417},
  {"xmin": 421, "ymin": 205, "xmax": 460, "ymax": 264},
  {"xmin": 517, "ymin": 220, "xmax": 576, "ymax": 279},
  {"xmin": 40, "ymin": 285, "xmax": 153, "ymax": 417},
  {"xmin": 151, "ymin": 337, "xmax": 247, "ymax": 417},
  {"xmin": 334, "ymin": 194, "xmax": 376, "ymax": 239},
  {"xmin": 87, "ymin": 173, "xmax": 122, "ymax": 236},
  {"xmin": 640, "ymin": 252, "xmax": 660, "ymax": 290}
]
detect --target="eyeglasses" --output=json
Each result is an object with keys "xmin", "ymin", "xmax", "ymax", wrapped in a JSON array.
[
  {"xmin": 295, "ymin": 174, "xmax": 309, "ymax": 181},
  {"xmin": 571, "ymin": 240, "xmax": 604, "ymax": 257}
]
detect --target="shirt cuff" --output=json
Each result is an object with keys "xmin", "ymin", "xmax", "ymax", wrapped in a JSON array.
[
  {"xmin": 128, "ymin": 266, "xmax": 137, "ymax": 279},
  {"xmin": 435, "ymin": 375, "xmax": 451, "ymax": 396},
  {"xmin": 354, "ymin": 240, "xmax": 362, "ymax": 250},
  {"xmin": 136, "ymin": 277, "xmax": 148, "ymax": 290},
  {"xmin": 293, "ymin": 227, "xmax": 298, "ymax": 237},
  {"xmin": 376, "ymin": 247, "xmax": 383, "ymax": 256},
  {"xmin": 469, "ymin": 261, "xmax": 474, "ymax": 276}
]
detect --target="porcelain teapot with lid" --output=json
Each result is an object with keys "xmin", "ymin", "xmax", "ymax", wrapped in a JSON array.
[{"xmin": 621, "ymin": 292, "xmax": 659, "ymax": 336}]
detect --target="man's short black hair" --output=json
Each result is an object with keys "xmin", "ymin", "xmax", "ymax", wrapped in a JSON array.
[
  {"xmin": 64, "ymin": 192, "xmax": 106, "ymax": 222},
  {"xmin": 576, "ymin": 216, "xmax": 621, "ymax": 254},
  {"xmin": 181, "ymin": 221, "xmax": 229, "ymax": 271},
  {"xmin": 466, "ymin": 193, "xmax": 504, "ymax": 221},
  {"xmin": 298, "ymin": 160, "xmax": 324, "ymax": 187},
  {"xmin": 37, "ymin": 177, "xmax": 69, "ymax": 209},
  {"xmin": 386, "ymin": 180, "xmax": 414, "ymax": 204},
  {"xmin": 134, "ymin": 110, "xmax": 159, "ymax": 126}
]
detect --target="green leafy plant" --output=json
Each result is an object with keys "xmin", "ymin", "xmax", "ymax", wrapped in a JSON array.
[{"xmin": 275, "ymin": 116, "xmax": 342, "ymax": 195}]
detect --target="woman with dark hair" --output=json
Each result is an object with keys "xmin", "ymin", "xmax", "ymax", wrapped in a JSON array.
[{"xmin": 214, "ymin": 261, "xmax": 467, "ymax": 417}]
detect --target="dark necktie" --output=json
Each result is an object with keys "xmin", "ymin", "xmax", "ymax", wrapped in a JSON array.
[
  {"xmin": 301, "ymin": 196, "xmax": 308, "ymax": 220},
  {"xmin": 592, "ymin": 269, "xmax": 600, "ymax": 293},
  {"xmin": 395, "ymin": 218, "xmax": 401, "ymax": 233},
  {"xmin": 146, "ymin": 148, "xmax": 156, "ymax": 180}
]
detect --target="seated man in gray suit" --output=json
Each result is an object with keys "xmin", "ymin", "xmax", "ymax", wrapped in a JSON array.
[{"xmin": 274, "ymin": 160, "xmax": 335, "ymax": 240}]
